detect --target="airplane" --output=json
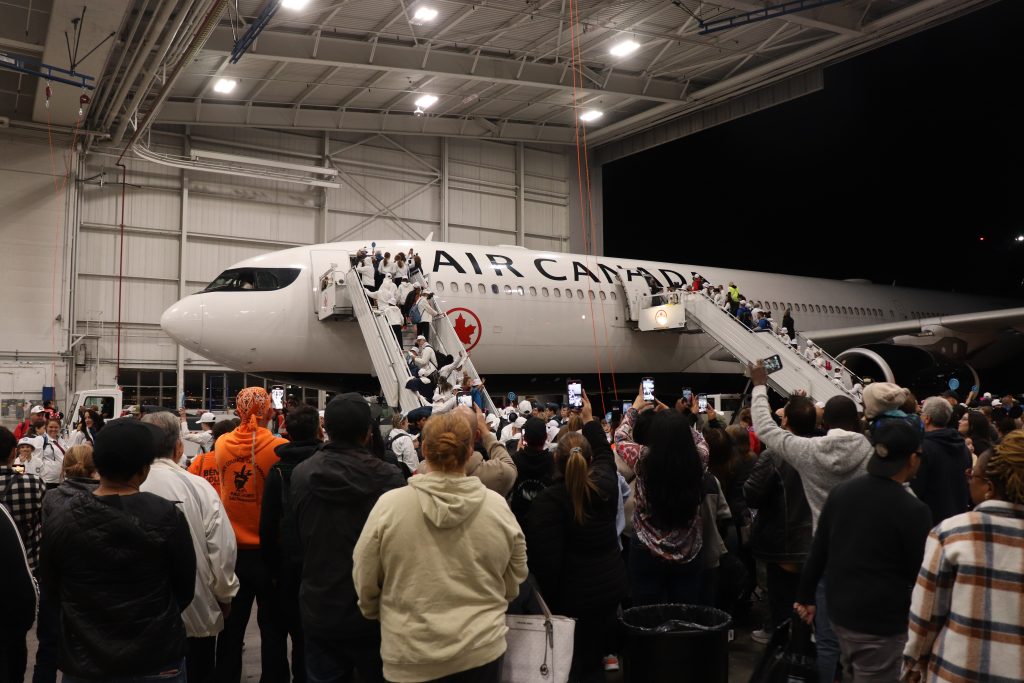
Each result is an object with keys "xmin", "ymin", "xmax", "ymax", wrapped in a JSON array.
[{"xmin": 160, "ymin": 239, "xmax": 1024, "ymax": 401}]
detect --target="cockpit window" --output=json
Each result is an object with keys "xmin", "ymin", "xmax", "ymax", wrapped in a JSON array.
[{"xmin": 203, "ymin": 267, "xmax": 300, "ymax": 292}]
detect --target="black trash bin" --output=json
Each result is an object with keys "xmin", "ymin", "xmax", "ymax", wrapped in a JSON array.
[{"xmin": 619, "ymin": 604, "xmax": 732, "ymax": 683}]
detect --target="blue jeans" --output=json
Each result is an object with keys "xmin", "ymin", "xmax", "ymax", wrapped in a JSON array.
[
  {"xmin": 816, "ymin": 579, "xmax": 840, "ymax": 683},
  {"xmin": 305, "ymin": 634, "xmax": 385, "ymax": 683},
  {"xmin": 628, "ymin": 536, "xmax": 705, "ymax": 606},
  {"xmin": 62, "ymin": 658, "xmax": 186, "ymax": 683}
]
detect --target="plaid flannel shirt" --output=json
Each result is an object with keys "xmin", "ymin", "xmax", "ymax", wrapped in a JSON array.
[
  {"xmin": 0, "ymin": 465, "xmax": 46, "ymax": 572},
  {"xmin": 614, "ymin": 407, "xmax": 709, "ymax": 563},
  {"xmin": 903, "ymin": 500, "xmax": 1024, "ymax": 682}
]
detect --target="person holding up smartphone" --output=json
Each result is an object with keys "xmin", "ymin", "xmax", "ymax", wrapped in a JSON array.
[{"xmin": 525, "ymin": 390, "xmax": 628, "ymax": 683}]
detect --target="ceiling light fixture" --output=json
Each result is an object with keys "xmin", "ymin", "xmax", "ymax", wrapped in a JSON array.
[
  {"xmin": 281, "ymin": 0, "xmax": 310, "ymax": 9},
  {"xmin": 213, "ymin": 78, "xmax": 237, "ymax": 94},
  {"xmin": 579, "ymin": 109, "xmax": 603, "ymax": 122},
  {"xmin": 415, "ymin": 94, "xmax": 438, "ymax": 109},
  {"xmin": 414, "ymin": 7, "xmax": 439, "ymax": 22},
  {"xmin": 610, "ymin": 39, "xmax": 640, "ymax": 57}
]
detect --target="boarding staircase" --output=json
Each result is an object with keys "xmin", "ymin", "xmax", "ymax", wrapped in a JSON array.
[
  {"xmin": 321, "ymin": 265, "xmax": 498, "ymax": 415},
  {"xmin": 684, "ymin": 293, "xmax": 861, "ymax": 405},
  {"xmin": 343, "ymin": 268, "xmax": 427, "ymax": 413},
  {"xmin": 625, "ymin": 284, "xmax": 862, "ymax": 406}
]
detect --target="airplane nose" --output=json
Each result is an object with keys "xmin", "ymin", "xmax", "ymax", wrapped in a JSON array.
[{"xmin": 161, "ymin": 295, "xmax": 204, "ymax": 349}]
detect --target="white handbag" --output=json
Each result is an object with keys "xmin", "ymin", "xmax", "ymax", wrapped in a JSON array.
[{"xmin": 501, "ymin": 584, "xmax": 575, "ymax": 683}]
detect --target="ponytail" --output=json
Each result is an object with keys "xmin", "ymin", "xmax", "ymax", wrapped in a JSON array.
[{"xmin": 556, "ymin": 432, "xmax": 598, "ymax": 524}]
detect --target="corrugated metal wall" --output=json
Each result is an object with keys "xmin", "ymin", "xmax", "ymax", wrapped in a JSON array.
[
  {"xmin": 68, "ymin": 128, "xmax": 571, "ymax": 393},
  {"xmin": 0, "ymin": 132, "xmax": 71, "ymax": 416}
]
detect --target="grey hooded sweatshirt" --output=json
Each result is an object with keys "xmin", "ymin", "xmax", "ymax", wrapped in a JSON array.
[{"xmin": 751, "ymin": 385, "xmax": 872, "ymax": 531}]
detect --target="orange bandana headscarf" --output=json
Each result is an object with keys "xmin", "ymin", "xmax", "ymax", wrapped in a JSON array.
[
  {"xmin": 235, "ymin": 386, "xmax": 271, "ymax": 463},
  {"xmin": 236, "ymin": 387, "xmax": 271, "ymax": 432}
]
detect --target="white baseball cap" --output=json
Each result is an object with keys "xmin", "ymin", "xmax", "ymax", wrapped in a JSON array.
[
  {"xmin": 513, "ymin": 416, "xmax": 527, "ymax": 428},
  {"xmin": 198, "ymin": 412, "xmax": 217, "ymax": 424},
  {"xmin": 30, "ymin": 405, "xmax": 45, "ymax": 414}
]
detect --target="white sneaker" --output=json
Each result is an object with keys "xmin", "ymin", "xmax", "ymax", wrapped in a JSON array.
[
  {"xmin": 603, "ymin": 655, "xmax": 620, "ymax": 671},
  {"xmin": 751, "ymin": 628, "xmax": 773, "ymax": 644}
]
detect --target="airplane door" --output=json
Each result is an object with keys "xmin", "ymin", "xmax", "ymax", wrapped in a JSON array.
[
  {"xmin": 616, "ymin": 273, "xmax": 653, "ymax": 322},
  {"xmin": 310, "ymin": 249, "xmax": 351, "ymax": 314}
]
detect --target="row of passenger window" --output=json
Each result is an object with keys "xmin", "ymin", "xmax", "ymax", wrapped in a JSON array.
[
  {"xmin": 434, "ymin": 281, "xmax": 618, "ymax": 302},
  {"xmin": 762, "ymin": 300, "xmax": 891, "ymax": 319}
]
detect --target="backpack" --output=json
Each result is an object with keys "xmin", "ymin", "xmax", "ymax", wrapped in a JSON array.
[
  {"xmin": 435, "ymin": 350, "xmax": 455, "ymax": 370},
  {"xmin": 409, "ymin": 304, "xmax": 422, "ymax": 324}
]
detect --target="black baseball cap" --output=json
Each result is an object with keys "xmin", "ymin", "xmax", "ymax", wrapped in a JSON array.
[
  {"xmin": 523, "ymin": 417, "xmax": 547, "ymax": 446},
  {"xmin": 324, "ymin": 392, "xmax": 372, "ymax": 440},
  {"xmin": 868, "ymin": 420, "xmax": 922, "ymax": 477}
]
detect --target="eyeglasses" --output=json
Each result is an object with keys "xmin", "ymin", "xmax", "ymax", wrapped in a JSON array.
[{"xmin": 964, "ymin": 468, "xmax": 990, "ymax": 484}]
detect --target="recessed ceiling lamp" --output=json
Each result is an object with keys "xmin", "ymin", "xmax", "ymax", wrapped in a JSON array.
[
  {"xmin": 414, "ymin": 7, "xmax": 439, "ymax": 22},
  {"xmin": 579, "ymin": 109, "xmax": 603, "ymax": 122},
  {"xmin": 281, "ymin": 0, "xmax": 310, "ymax": 9},
  {"xmin": 610, "ymin": 39, "xmax": 640, "ymax": 57},
  {"xmin": 213, "ymin": 78, "xmax": 237, "ymax": 94},
  {"xmin": 415, "ymin": 94, "xmax": 439, "ymax": 109}
]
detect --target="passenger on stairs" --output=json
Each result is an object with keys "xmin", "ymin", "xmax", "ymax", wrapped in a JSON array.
[
  {"xmin": 411, "ymin": 335, "xmax": 437, "ymax": 374},
  {"xmin": 783, "ymin": 308, "xmax": 796, "ymax": 340},
  {"xmin": 367, "ymin": 273, "xmax": 397, "ymax": 307},
  {"xmin": 431, "ymin": 378, "xmax": 458, "ymax": 415},
  {"xmin": 392, "ymin": 252, "xmax": 410, "ymax": 281},
  {"xmin": 396, "ymin": 278, "xmax": 417, "ymax": 318},
  {"xmin": 414, "ymin": 288, "xmax": 438, "ymax": 340},
  {"xmin": 376, "ymin": 297, "xmax": 404, "ymax": 348},
  {"xmin": 356, "ymin": 251, "xmax": 376, "ymax": 291}
]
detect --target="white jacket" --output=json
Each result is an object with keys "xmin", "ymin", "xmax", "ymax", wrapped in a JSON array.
[
  {"xmin": 380, "ymin": 302, "xmax": 403, "ymax": 326},
  {"xmin": 396, "ymin": 281, "xmax": 415, "ymax": 307},
  {"xmin": 140, "ymin": 458, "xmax": 240, "ymax": 637},
  {"xmin": 416, "ymin": 295, "xmax": 438, "ymax": 320},
  {"xmin": 387, "ymin": 429, "xmax": 419, "ymax": 474},
  {"xmin": 432, "ymin": 390, "xmax": 457, "ymax": 414},
  {"xmin": 32, "ymin": 434, "xmax": 66, "ymax": 484},
  {"xmin": 413, "ymin": 344, "xmax": 437, "ymax": 373},
  {"xmin": 180, "ymin": 422, "xmax": 213, "ymax": 452},
  {"xmin": 368, "ymin": 278, "xmax": 398, "ymax": 304},
  {"xmin": 357, "ymin": 257, "xmax": 376, "ymax": 286}
]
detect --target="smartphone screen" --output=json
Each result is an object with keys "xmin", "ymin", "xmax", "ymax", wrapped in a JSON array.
[
  {"xmin": 762, "ymin": 354, "xmax": 783, "ymax": 374},
  {"xmin": 697, "ymin": 394, "xmax": 708, "ymax": 413},
  {"xmin": 271, "ymin": 386, "xmax": 285, "ymax": 411},
  {"xmin": 567, "ymin": 380, "xmax": 583, "ymax": 409},
  {"xmin": 682, "ymin": 387, "xmax": 693, "ymax": 402},
  {"xmin": 458, "ymin": 394, "xmax": 473, "ymax": 408},
  {"xmin": 642, "ymin": 377, "xmax": 655, "ymax": 402},
  {"xmin": 622, "ymin": 401, "xmax": 632, "ymax": 414}
]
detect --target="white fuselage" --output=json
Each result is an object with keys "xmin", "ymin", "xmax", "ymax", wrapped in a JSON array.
[{"xmin": 160, "ymin": 240, "xmax": 1006, "ymax": 378}]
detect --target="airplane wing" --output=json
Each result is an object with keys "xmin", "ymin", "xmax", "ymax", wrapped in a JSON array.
[{"xmin": 803, "ymin": 306, "xmax": 1024, "ymax": 351}]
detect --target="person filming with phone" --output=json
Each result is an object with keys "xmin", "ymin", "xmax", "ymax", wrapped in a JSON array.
[
  {"xmin": 526, "ymin": 389, "xmax": 628, "ymax": 683},
  {"xmin": 614, "ymin": 380, "xmax": 710, "ymax": 605}
]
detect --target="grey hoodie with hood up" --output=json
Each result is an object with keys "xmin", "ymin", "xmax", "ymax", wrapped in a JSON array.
[{"xmin": 751, "ymin": 385, "xmax": 872, "ymax": 531}]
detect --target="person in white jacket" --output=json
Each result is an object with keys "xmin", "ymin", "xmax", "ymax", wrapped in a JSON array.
[
  {"xmin": 179, "ymin": 410, "xmax": 216, "ymax": 454},
  {"xmin": 32, "ymin": 419, "xmax": 67, "ymax": 488},
  {"xmin": 140, "ymin": 412, "xmax": 240, "ymax": 683},
  {"xmin": 431, "ymin": 378, "xmax": 458, "ymax": 415},
  {"xmin": 411, "ymin": 336, "xmax": 437, "ymax": 375},
  {"xmin": 386, "ymin": 414, "xmax": 419, "ymax": 475},
  {"xmin": 367, "ymin": 274, "xmax": 398, "ymax": 307},
  {"xmin": 376, "ymin": 297, "xmax": 405, "ymax": 348},
  {"xmin": 356, "ymin": 253, "xmax": 376, "ymax": 289}
]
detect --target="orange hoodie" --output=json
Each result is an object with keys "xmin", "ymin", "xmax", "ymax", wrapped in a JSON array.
[{"xmin": 215, "ymin": 426, "xmax": 287, "ymax": 549}]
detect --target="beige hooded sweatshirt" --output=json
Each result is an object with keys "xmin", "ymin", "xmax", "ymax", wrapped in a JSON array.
[{"xmin": 353, "ymin": 471, "xmax": 528, "ymax": 683}]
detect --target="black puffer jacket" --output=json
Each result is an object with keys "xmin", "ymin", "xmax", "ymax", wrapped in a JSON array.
[
  {"xmin": 526, "ymin": 421, "xmax": 627, "ymax": 616},
  {"xmin": 509, "ymin": 446, "xmax": 555, "ymax": 528},
  {"xmin": 41, "ymin": 476, "xmax": 98, "ymax": 520},
  {"xmin": 743, "ymin": 449, "xmax": 812, "ymax": 564},
  {"xmin": 39, "ymin": 491, "xmax": 195, "ymax": 678},
  {"xmin": 290, "ymin": 440, "xmax": 406, "ymax": 639}
]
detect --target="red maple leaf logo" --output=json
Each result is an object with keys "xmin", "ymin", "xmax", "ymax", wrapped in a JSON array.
[{"xmin": 453, "ymin": 314, "xmax": 477, "ymax": 345}]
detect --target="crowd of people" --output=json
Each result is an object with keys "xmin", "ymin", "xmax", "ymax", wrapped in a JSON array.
[{"xmin": 2, "ymin": 373, "xmax": 1023, "ymax": 683}]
